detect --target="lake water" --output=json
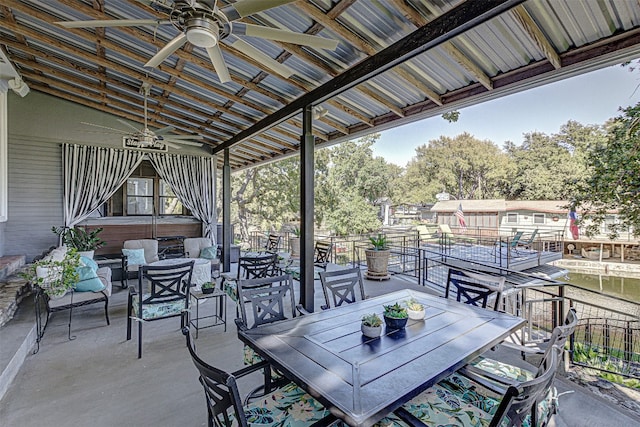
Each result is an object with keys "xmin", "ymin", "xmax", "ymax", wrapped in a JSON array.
[{"xmin": 564, "ymin": 271, "xmax": 640, "ymax": 302}]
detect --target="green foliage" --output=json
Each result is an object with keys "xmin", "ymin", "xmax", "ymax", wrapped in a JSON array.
[
  {"xmin": 22, "ymin": 248, "xmax": 81, "ymax": 297},
  {"xmin": 52, "ymin": 226, "xmax": 105, "ymax": 251},
  {"xmin": 383, "ymin": 302, "xmax": 408, "ymax": 319},
  {"xmin": 403, "ymin": 133, "xmax": 512, "ymax": 202},
  {"xmin": 201, "ymin": 282, "xmax": 215, "ymax": 290},
  {"xmin": 361, "ymin": 313, "xmax": 382, "ymax": 327},
  {"xmin": 405, "ymin": 298, "xmax": 424, "ymax": 311},
  {"xmin": 369, "ymin": 233, "xmax": 388, "ymax": 250},
  {"xmin": 442, "ymin": 111, "xmax": 460, "ymax": 123},
  {"xmin": 573, "ymin": 103, "xmax": 640, "ymax": 238}
]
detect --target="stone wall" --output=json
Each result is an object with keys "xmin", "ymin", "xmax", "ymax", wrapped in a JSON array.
[{"xmin": 0, "ymin": 255, "xmax": 29, "ymax": 328}]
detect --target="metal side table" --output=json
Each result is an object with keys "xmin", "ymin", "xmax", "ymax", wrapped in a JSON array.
[{"xmin": 189, "ymin": 288, "xmax": 226, "ymax": 338}]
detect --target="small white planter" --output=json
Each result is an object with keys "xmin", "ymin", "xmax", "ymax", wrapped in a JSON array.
[
  {"xmin": 361, "ymin": 324, "xmax": 382, "ymax": 338},
  {"xmin": 407, "ymin": 308, "xmax": 425, "ymax": 320},
  {"xmin": 78, "ymin": 250, "xmax": 95, "ymax": 259}
]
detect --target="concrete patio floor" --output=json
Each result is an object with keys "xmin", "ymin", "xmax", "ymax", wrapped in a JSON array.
[{"xmin": 1, "ymin": 272, "xmax": 639, "ymax": 427}]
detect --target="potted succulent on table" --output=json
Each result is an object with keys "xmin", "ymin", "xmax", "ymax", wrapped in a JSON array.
[
  {"xmin": 406, "ymin": 298, "xmax": 425, "ymax": 320},
  {"xmin": 365, "ymin": 233, "xmax": 390, "ymax": 280},
  {"xmin": 52, "ymin": 226, "xmax": 106, "ymax": 259},
  {"xmin": 201, "ymin": 282, "xmax": 216, "ymax": 294},
  {"xmin": 361, "ymin": 313, "xmax": 383, "ymax": 338},
  {"xmin": 383, "ymin": 302, "xmax": 408, "ymax": 330}
]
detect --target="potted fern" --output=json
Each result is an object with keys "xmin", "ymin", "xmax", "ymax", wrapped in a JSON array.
[
  {"xmin": 383, "ymin": 302, "xmax": 408, "ymax": 330},
  {"xmin": 52, "ymin": 226, "xmax": 106, "ymax": 259},
  {"xmin": 361, "ymin": 313, "xmax": 383, "ymax": 338},
  {"xmin": 365, "ymin": 233, "xmax": 390, "ymax": 280}
]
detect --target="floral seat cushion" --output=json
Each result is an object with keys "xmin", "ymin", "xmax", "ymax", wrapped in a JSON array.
[
  {"xmin": 402, "ymin": 372, "xmax": 554, "ymax": 427},
  {"xmin": 469, "ymin": 356, "xmax": 536, "ymax": 382},
  {"xmin": 131, "ymin": 294, "xmax": 186, "ymax": 320},
  {"xmin": 238, "ymin": 382, "xmax": 329, "ymax": 427},
  {"xmin": 223, "ymin": 278, "xmax": 239, "ymax": 302}
]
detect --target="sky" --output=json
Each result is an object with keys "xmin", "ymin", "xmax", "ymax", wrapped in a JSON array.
[{"xmin": 373, "ymin": 63, "xmax": 640, "ymax": 167}]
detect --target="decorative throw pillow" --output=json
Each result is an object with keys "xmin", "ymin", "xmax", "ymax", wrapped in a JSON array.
[
  {"xmin": 199, "ymin": 246, "xmax": 218, "ymax": 260},
  {"xmin": 74, "ymin": 266, "xmax": 106, "ymax": 292},
  {"xmin": 80, "ymin": 255, "xmax": 99, "ymax": 271},
  {"xmin": 122, "ymin": 248, "xmax": 146, "ymax": 266}
]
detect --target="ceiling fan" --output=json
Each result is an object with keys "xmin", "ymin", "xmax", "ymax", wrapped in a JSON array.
[
  {"xmin": 82, "ymin": 83, "xmax": 204, "ymax": 151},
  {"xmin": 56, "ymin": 0, "xmax": 339, "ymax": 83}
]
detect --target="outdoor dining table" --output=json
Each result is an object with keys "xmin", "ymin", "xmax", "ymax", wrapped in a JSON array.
[{"xmin": 237, "ymin": 289, "xmax": 525, "ymax": 427}]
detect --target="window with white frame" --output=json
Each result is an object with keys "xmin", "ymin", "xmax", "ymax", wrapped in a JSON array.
[
  {"xmin": 533, "ymin": 213, "xmax": 545, "ymax": 224},
  {"xmin": 506, "ymin": 213, "xmax": 518, "ymax": 223}
]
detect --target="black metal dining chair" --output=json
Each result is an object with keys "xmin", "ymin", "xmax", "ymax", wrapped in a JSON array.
[
  {"xmin": 182, "ymin": 327, "xmax": 336, "ymax": 427},
  {"xmin": 318, "ymin": 267, "xmax": 366, "ymax": 310},
  {"xmin": 396, "ymin": 347, "xmax": 560, "ymax": 427},
  {"xmin": 126, "ymin": 260, "xmax": 194, "ymax": 358},
  {"xmin": 313, "ymin": 240, "xmax": 333, "ymax": 270},
  {"xmin": 264, "ymin": 233, "xmax": 281, "ymax": 253},
  {"xmin": 445, "ymin": 268, "xmax": 505, "ymax": 311}
]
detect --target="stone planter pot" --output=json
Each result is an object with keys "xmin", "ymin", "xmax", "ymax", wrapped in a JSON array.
[
  {"xmin": 78, "ymin": 250, "xmax": 95, "ymax": 259},
  {"xmin": 384, "ymin": 316, "xmax": 408, "ymax": 330},
  {"xmin": 365, "ymin": 249, "xmax": 390, "ymax": 279},
  {"xmin": 407, "ymin": 308, "xmax": 425, "ymax": 320},
  {"xmin": 289, "ymin": 237, "xmax": 300, "ymax": 258},
  {"xmin": 361, "ymin": 323, "xmax": 382, "ymax": 338}
]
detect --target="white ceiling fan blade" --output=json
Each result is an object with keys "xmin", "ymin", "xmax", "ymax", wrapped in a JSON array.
[
  {"xmin": 231, "ymin": 39, "xmax": 294, "ymax": 78},
  {"xmin": 163, "ymin": 139, "xmax": 203, "ymax": 147},
  {"xmin": 220, "ymin": 0, "xmax": 296, "ymax": 20},
  {"xmin": 233, "ymin": 23, "xmax": 338, "ymax": 50},
  {"xmin": 117, "ymin": 119, "xmax": 142, "ymax": 133},
  {"xmin": 145, "ymin": 33, "xmax": 188, "ymax": 68},
  {"xmin": 164, "ymin": 141, "xmax": 182, "ymax": 149},
  {"xmin": 80, "ymin": 122, "xmax": 130, "ymax": 134},
  {"xmin": 154, "ymin": 125, "xmax": 175, "ymax": 135},
  {"xmin": 163, "ymin": 134, "xmax": 204, "ymax": 140},
  {"xmin": 205, "ymin": 46, "xmax": 232, "ymax": 83},
  {"xmin": 56, "ymin": 19, "xmax": 170, "ymax": 29}
]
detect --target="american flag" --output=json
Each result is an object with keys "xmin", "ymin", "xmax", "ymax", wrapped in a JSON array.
[{"xmin": 455, "ymin": 203, "xmax": 467, "ymax": 233}]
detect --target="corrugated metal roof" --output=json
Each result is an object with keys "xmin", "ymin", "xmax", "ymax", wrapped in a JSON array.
[{"xmin": 2, "ymin": 0, "xmax": 640, "ymax": 169}]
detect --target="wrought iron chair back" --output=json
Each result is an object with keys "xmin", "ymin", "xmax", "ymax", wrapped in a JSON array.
[
  {"xmin": 236, "ymin": 274, "xmax": 297, "ymax": 330},
  {"xmin": 319, "ymin": 267, "xmax": 366, "ymax": 310},
  {"xmin": 264, "ymin": 233, "xmax": 281, "ymax": 253},
  {"xmin": 238, "ymin": 253, "xmax": 278, "ymax": 280},
  {"xmin": 314, "ymin": 240, "xmax": 333, "ymax": 270},
  {"xmin": 445, "ymin": 268, "xmax": 505, "ymax": 311},
  {"xmin": 491, "ymin": 348, "xmax": 559, "ymax": 427},
  {"xmin": 127, "ymin": 260, "xmax": 194, "ymax": 358},
  {"xmin": 183, "ymin": 327, "xmax": 263, "ymax": 427}
]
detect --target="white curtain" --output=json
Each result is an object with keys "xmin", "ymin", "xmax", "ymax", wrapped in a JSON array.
[
  {"xmin": 63, "ymin": 144, "xmax": 144, "ymax": 227},
  {"xmin": 148, "ymin": 153, "xmax": 217, "ymax": 240}
]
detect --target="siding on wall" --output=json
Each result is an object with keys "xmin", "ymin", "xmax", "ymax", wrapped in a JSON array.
[{"xmin": 6, "ymin": 137, "xmax": 62, "ymax": 261}]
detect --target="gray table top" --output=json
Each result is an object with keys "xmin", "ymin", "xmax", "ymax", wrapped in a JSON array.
[{"xmin": 237, "ymin": 289, "xmax": 525, "ymax": 427}]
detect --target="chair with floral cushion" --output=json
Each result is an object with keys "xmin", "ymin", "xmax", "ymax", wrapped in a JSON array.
[
  {"xmin": 445, "ymin": 268, "xmax": 505, "ymax": 311},
  {"xmin": 235, "ymin": 274, "xmax": 298, "ymax": 400},
  {"xmin": 467, "ymin": 308, "xmax": 579, "ymax": 383},
  {"xmin": 182, "ymin": 326, "xmax": 336, "ymax": 427},
  {"xmin": 126, "ymin": 260, "xmax": 194, "ymax": 358},
  {"xmin": 222, "ymin": 252, "xmax": 278, "ymax": 309},
  {"xmin": 396, "ymin": 347, "xmax": 560, "ymax": 427}
]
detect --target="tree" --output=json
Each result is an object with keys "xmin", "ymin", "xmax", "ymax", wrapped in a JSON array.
[
  {"xmin": 504, "ymin": 122, "xmax": 600, "ymax": 200},
  {"xmin": 574, "ymin": 104, "xmax": 640, "ymax": 237},
  {"xmin": 403, "ymin": 133, "xmax": 512, "ymax": 202}
]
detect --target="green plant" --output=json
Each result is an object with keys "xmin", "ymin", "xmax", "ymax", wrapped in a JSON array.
[
  {"xmin": 291, "ymin": 226, "xmax": 301, "ymax": 237},
  {"xmin": 201, "ymin": 281, "xmax": 215, "ymax": 290},
  {"xmin": 52, "ymin": 226, "xmax": 106, "ymax": 252},
  {"xmin": 21, "ymin": 248, "xmax": 81, "ymax": 297},
  {"xmin": 369, "ymin": 233, "xmax": 388, "ymax": 250},
  {"xmin": 361, "ymin": 313, "xmax": 382, "ymax": 327},
  {"xmin": 405, "ymin": 298, "xmax": 424, "ymax": 311},
  {"xmin": 383, "ymin": 302, "xmax": 408, "ymax": 319}
]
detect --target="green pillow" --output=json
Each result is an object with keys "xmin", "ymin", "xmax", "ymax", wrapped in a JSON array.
[
  {"xmin": 199, "ymin": 246, "xmax": 218, "ymax": 260},
  {"xmin": 74, "ymin": 266, "xmax": 106, "ymax": 292},
  {"xmin": 80, "ymin": 255, "xmax": 98, "ymax": 271},
  {"xmin": 122, "ymin": 248, "xmax": 146, "ymax": 265}
]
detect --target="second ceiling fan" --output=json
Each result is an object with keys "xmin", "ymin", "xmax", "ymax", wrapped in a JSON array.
[{"xmin": 56, "ymin": 0, "xmax": 339, "ymax": 83}]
